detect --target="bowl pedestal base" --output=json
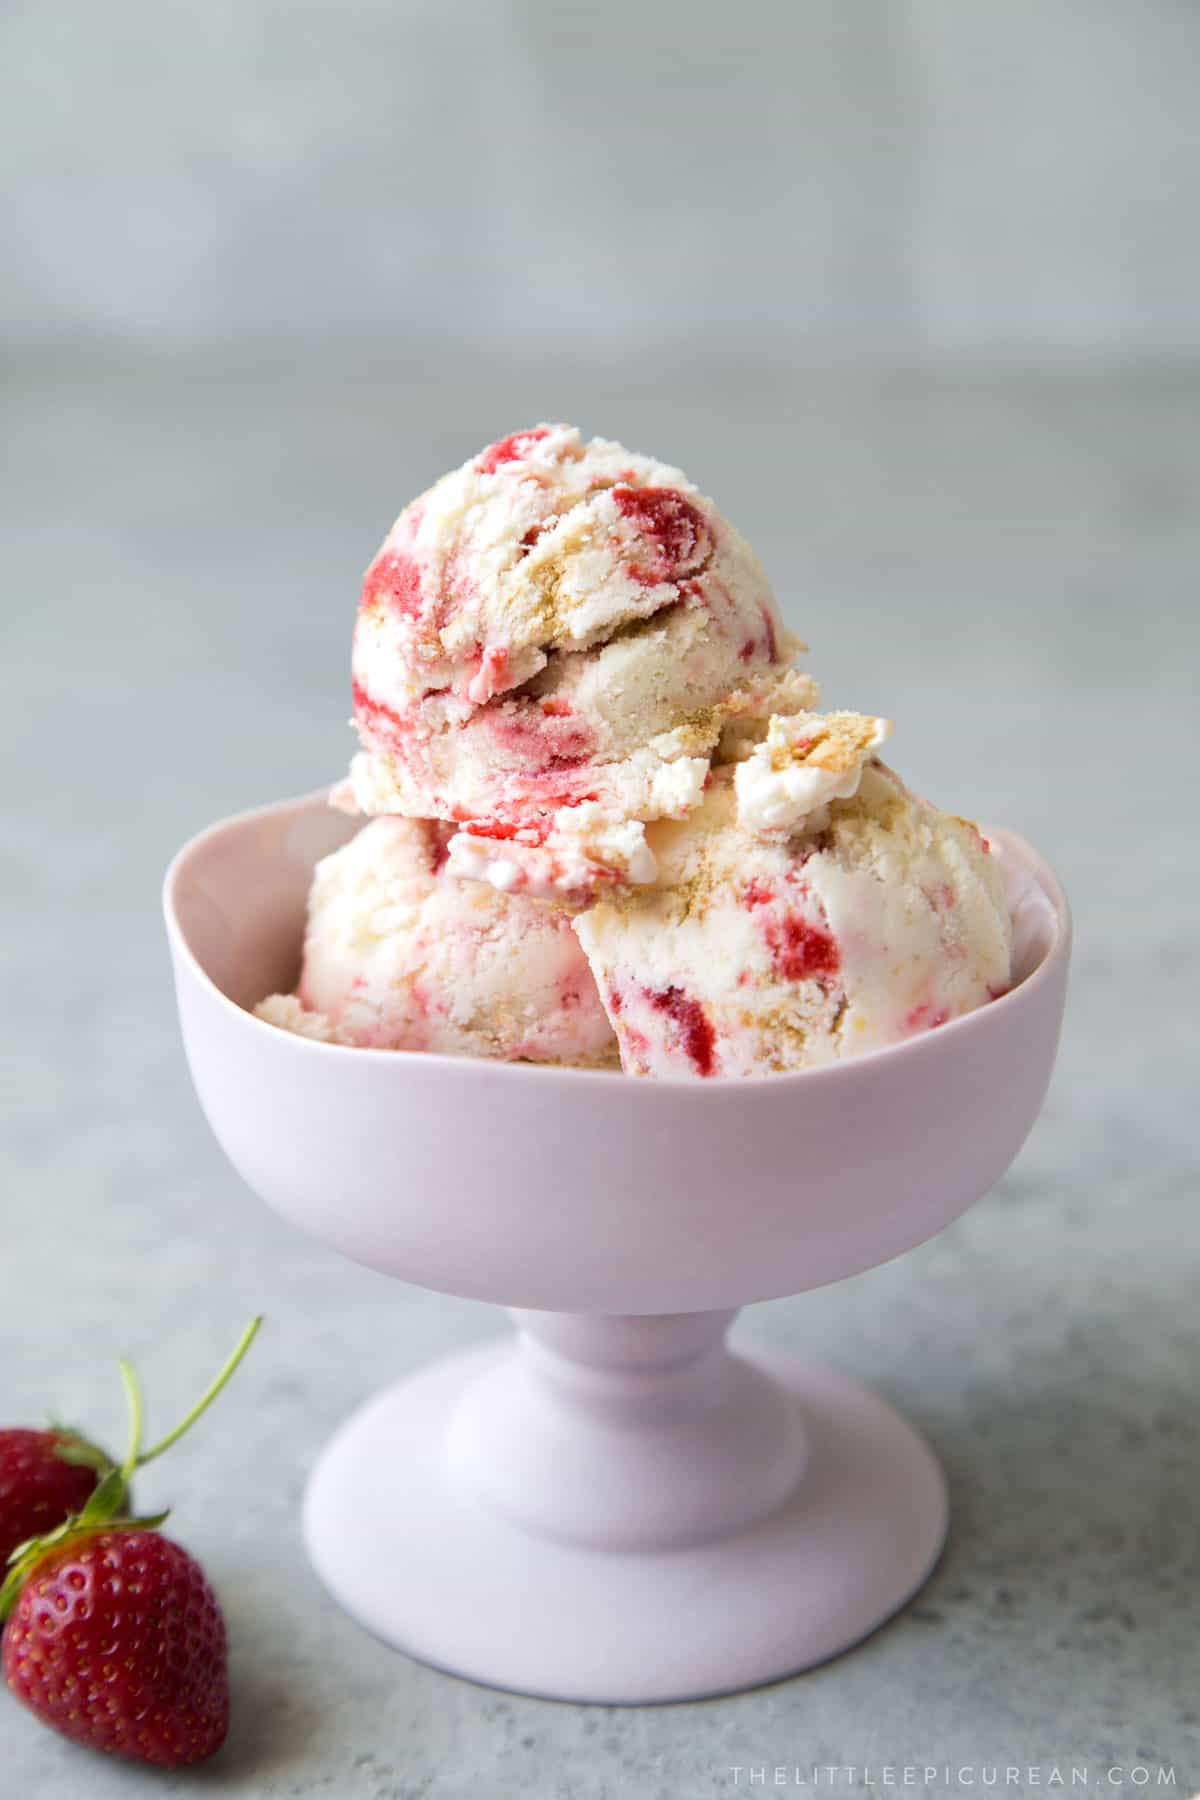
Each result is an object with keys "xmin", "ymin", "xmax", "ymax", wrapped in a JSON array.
[{"xmin": 303, "ymin": 1310, "xmax": 947, "ymax": 1703}]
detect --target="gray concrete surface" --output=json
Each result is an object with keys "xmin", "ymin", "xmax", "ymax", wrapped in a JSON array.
[{"xmin": 1, "ymin": 353, "xmax": 1197, "ymax": 1796}]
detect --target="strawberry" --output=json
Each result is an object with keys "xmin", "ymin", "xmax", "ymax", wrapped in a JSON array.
[
  {"xmin": 0, "ymin": 1431, "xmax": 110, "ymax": 1570},
  {"xmin": 3, "ymin": 1528, "xmax": 228, "ymax": 1766},
  {"xmin": 0, "ymin": 1318, "xmax": 261, "ymax": 1769}
]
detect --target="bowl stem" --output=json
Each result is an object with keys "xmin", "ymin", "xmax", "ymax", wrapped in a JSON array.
[{"xmin": 443, "ymin": 1308, "xmax": 808, "ymax": 1552}]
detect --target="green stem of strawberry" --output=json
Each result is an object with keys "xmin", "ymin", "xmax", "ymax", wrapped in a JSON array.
[
  {"xmin": 0, "ymin": 1318, "xmax": 263, "ymax": 1623},
  {"xmin": 118, "ymin": 1360, "xmax": 144, "ymax": 1481},
  {"xmin": 134, "ymin": 1317, "xmax": 261, "ymax": 1468}
]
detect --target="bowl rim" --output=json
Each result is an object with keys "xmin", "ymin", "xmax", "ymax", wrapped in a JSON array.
[{"xmin": 163, "ymin": 786, "xmax": 1072, "ymax": 1097}]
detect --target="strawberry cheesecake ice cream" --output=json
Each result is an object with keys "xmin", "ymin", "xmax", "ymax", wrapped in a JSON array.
[
  {"xmin": 255, "ymin": 816, "xmax": 616, "ymax": 1066},
  {"xmin": 256, "ymin": 425, "xmax": 1014, "ymax": 1079},
  {"xmin": 341, "ymin": 424, "xmax": 803, "ymax": 896},
  {"xmin": 572, "ymin": 717, "xmax": 1012, "ymax": 1079}
]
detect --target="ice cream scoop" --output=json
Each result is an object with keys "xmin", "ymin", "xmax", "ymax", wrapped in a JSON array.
[
  {"xmin": 572, "ymin": 739, "xmax": 1012, "ymax": 1079},
  {"xmin": 255, "ymin": 815, "xmax": 617, "ymax": 1066},
  {"xmin": 343, "ymin": 425, "xmax": 801, "ymax": 893}
]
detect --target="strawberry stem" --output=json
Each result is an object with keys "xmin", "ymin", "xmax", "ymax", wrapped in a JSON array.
[
  {"xmin": 118, "ymin": 1360, "xmax": 144, "ymax": 1480},
  {"xmin": 135, "ymin": 1317, "xmax": 262, "ymax": 1468}
]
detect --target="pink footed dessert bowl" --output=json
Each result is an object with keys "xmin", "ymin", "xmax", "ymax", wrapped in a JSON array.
[{"xmin": 163, "ymin": 786, "xmax": 1070, "ymax": 1705}]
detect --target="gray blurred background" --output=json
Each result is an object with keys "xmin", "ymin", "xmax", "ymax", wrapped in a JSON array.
[
  {"xmin": 6, "ymin": 0, "xmax": 1200, "ymax": 356},
  {"xmin": 3, "ymin": 5, "xmax": 1199, "ymax": 1797}
]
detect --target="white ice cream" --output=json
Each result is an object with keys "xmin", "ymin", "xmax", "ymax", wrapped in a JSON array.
[
  {"xmin": 347, "ymin": 426, "xmax": 802, "ymax": 884},
  {"xmin": 255, "ymin": 815, "xmax": 617, "ymax": 1066},
  {"xmin": 573, "ymin": 747, "xmax": 1012, "ymax": 1079}
]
